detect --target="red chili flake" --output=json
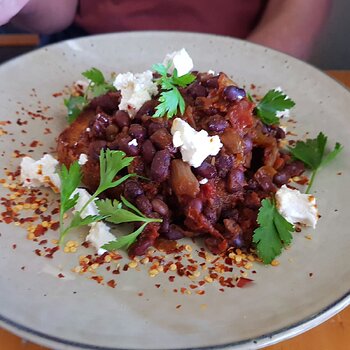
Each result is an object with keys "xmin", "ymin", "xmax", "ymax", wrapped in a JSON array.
[
  {"xmin": 169, "ymin": 276, "xmax": 175, "ymax": 282},
  {"xmin": 3, "ymin": 217, "xmax": 13, "ymax": 224},
  {"xmin": 198, "ymin": 281, "xmax": 205, "ymax": 286},
  {"xmin": 29, "ymin": 140, "xmax": 39, "ymax": 148},
  {"xmin": 138, "ymin": 292, "xmax": 144, "ymax": 297},
  {"xmin": 34, "ymin": 224, "xmax": 47, "ymax": 237},
  {"xmin": 219, "ymin": 288, "xmax": 225, "ymax": 292},
  {"xmin": 237, "ymin": 277, "xmax": 254, "ymax": 288},
  {"xmin": 106, "ymin": 266, "xmax": 111, "ymax": 271},
  {"xmin": 16, "ymin": 119, "xmax": 28, "ymax": 126},
  {"xmin": 81, "ymin": 241, "xmax": 90, "ymax": 248},
  {"xmin": 21, "ymin": 266, "xmax": 25, "ymax": 270},
  {"xmin": 58, "ymin": 273, "xmax": 65, "ymax": 278},
  {"xmin": 196, "ymin": 290, "xmax": 205, "ymax": 295},
  {"xmin": 107, "ymin": 279, "xmax": 117, "ymax": 288},
  {"xmin": 123, "ymin": 264, "xmax": 129, "ymax": 272},
  {"xmin": 155, "ymin": 284, "xmax": 161, "ymax": 288},
  {"xmin": 52, "ymin": 92, "xmax": 63, "ymax": 97},
  {"xmin": 225, "ymin": 257, "xmax": 233, "ymax": 266},
  {"xmin": 91, "ymin": 275, "xmax": 104, "ymax": 284},
  {"xmin": 176, "ymin": 305, "xmax": 182, "ymax": 309},
  {"xmin": 34, "ymin": 249, "xmax": 41, "ymax": 256},
  {"xmin": 189, "ymin": 284, "xmax": 198, "ymax": 289},
  {"xmin": 173, "ymin": 289, "xmax": 178, "ymax": 293},
  {"xmin": 44, "ymin": 128, "xmax": 52, "ymax": 135},
  {"xmin": 198, "ymin": 251, "xmax": 206, "ymax": 259},
  {"xmin": 250, "ymin": 83, "xmax": 256, "ymax": 89},
  {"xmin": 50, "ymin": 222, "xmax": 59, "ymax": 231},
  {"xmin": 39, "ymin": 239, "xmax": 48, "ymax": 245},
  {"xmin": 44, "ymin": 245, "xmax": 59, "ymax": 259},
  {"xmin": 180, "ymin": 287, "xmax": 187, "ymax": 294},
  {"xmin": 112, "ymin": 268, "xmax": 120, "ymax": 275},
  {"xmin": 337, "ymin": 172, "xmax": 342, "ymax": 176},
  {"xmin": 252, "ymin": 270, "xmax": 257, "ymax": 274},
  {"xmin": 12, "ymin": 244, "xmax": 17, "ymax": 249},
  {"xmin": 309, "ymin": 273, "xmax": 313, "ymax": 277}
]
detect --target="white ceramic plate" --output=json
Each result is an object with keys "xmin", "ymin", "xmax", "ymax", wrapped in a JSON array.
[{"xmin": 0, "ymin": 32, "xmax": 349, "ymax": 350}]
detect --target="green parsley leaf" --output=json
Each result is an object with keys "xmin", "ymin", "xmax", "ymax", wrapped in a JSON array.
[
  {"xmin": 96, "ymin": 149, "xmax": 135, "ymax": 195},
  {"xmin": 64, "ymin": 96, "xmax": 86, "ymax": 123},
  {"xmin": 58, "ymin": 162, "xmax": 82, "ymax": 243},
  {"xmin": 96, "ymin": 198, "xmax": 162, "ymax": 225},
  {"xmin": 253, "ymin": 198, "xmax": 294, "ymax": 264},
  {"xmin": 152, "ymin": 63, "xmax": 195, "ymax": 119},
  {"xmin": 288, "ymin": 132, "xmax": 343, "ymax": 192},
  {"xmin": 82, "ymin": 67, "xmax": 106, "ymax": 85},
  {"xmin": 255, "ymin": 89, "xmax": 295, "ymax": 125},
  {"xmin": 102, "ymin": 223, "xmax": 148, "ymax": 250}
]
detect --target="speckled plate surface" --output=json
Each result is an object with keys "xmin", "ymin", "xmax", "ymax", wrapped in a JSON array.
[{"xmin": 0, "ymin": 32, "xmax": 349, "ymax": 350}]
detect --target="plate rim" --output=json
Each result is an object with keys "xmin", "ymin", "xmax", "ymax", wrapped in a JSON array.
[{"xmin": 1, "ymin": 30, "xmax": 349, "ymax": 350}]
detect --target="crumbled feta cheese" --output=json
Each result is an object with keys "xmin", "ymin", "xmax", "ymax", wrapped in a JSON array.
[
  {"xmin": 113, "ymin": 70, "xmax": 158, "ymax": 117},
  {"xmin": 128, "ymin": 139, "xmax": 138, "ymax": 147},
  {"xmin": 86, "ymin": 222, "xmax": 116, "ymax": 255},
  {"xmin": 20, "ymin": 154, "xmax": 60, "ymax": 192},
  {"xmin": 78, "ymin": 153, "xmax": 88, "ymax": 165},
  {"xmin": 199, "ymin": 178, "xmax": 208, "ymax": 185},
  {"xmin": 171, "ymin": 118, "xmax": 223, "ymax": 168},
  {"xmin": 275, "ymin": 185, "xmax": 318, "ymax": 229},
  {"xmin": 207, "ymin": 70, "xmax": 215, "ymax": 75},
  {"xmin": 274, "ymin": 87, "xmax": 291, "ymax": 118},
  {"xmin": 72, "ymin": 188, "xmax": 99, "ymax": 218},
  {"xmin": 163, "ymin": 48, "xmax": 194, "ymax": 77}
]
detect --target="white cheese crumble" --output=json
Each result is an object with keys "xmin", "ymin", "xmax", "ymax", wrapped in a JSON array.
[
  {"xmin": 275, "ymin": 185, "xmax": 318, "ymax": 229},
  {"xmin": 72, "ymin": 188, "xmax": 99, "ymax": 218},
  {"xmin": 20, "ymin": 154, "xmax": 60, "ymax": 193},
  {"xmin": 207, "ymin": 70, "xmax": 215, "ymax": 75},
  {"xmin": 171, "ymin": 118, "xmax": 223, "ymax": 168},
  {"xmin": 199, "ymin": 178, "xmax": 208, "ymax": 185},
  {"xmin": 163, "ymin": 48, "xmax": 194, "ymax": 77},
  {"xmin": 113, "ymin": 70, "xmax": 158, "ymax": 117},
  {"xmin": 86, "ymin": 222, "xmax": 116, "ymax": 255},
  {"xmin": 78, "ymin": 153, "xmax": 88, "ymax": 165},
  {"xmin": 274, "ymin": 87, "xmax": 291, "ymax": 118},
  {"xmin": 128, "ymin": 138, "xmax": 138, "ymax": 147}
]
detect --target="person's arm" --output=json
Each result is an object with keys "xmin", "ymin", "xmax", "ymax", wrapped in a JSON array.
[
  {"xmin": 247, "ymin": 0, "xmax": 332, "ymax": 60},
  {"xmin": 1, "ymin": 0, "xmax": 78, "ymax": 34}
]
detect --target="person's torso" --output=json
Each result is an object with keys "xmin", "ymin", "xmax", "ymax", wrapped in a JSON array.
[{"xmin": 75, "ymin": 0, "xmax": 267, "ymax": 38}]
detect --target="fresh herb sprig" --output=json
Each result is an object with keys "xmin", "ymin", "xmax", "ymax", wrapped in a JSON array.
[
  {"xmin": 253, "ymin": 198, "xmax": 295, "ymax": 264},
  {"xmin": 255, "ymin": 89, "xmax": 295, "ymax": 125},
  {"xmin": 288, "ymin": 132, "xmax": 343, "ymax": 193},
  {"xmin": 58, "ymin": 149, "xmax": 135, "ymax": 243},
  {"xmin": 64, "ymin": 67, "xmax": 115, "ymax": 123},
  {"xmin": 152, "ymin": 63, "xmax": 196, "ymax": 118},
  {"xmin": 98, "ymin": 197, "xmax": 162, "ymax": 250}
]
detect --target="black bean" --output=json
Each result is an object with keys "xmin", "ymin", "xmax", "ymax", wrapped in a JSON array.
[
  {"xmin": 163, "ymin": 224, "xmax": 185, "ymax": 240},
  {"xmin": 150, "ymin": 150, "xmax": 171, "ymax": 182},
  {"xmin": 188, "ymin": 198, "xmax": 203, "ymax": 213},
  {"xmin": 159, "ymin": 217, "xmax": 170, "ymax": 234},
  {"xmin": 223, "ymin": 85, "xmax": 246, "ymax": 102},
  {"xmin": 243, "ymin": 137, "xmax": 253, "ymax": 154},
  {"xmin": 123, "ymin": 180, "xmax": 144, "ymax": 201},
  {"xmin": 90, "ymin": 113, "xmax": 110, "ymax": 139},
  {"xmin": 193, "ymin": 162, "xmax": 217, "ymax": 179},
  {"xmin": 148, "ymin": 121, "xmax": 166, "ymax": 136},
  {"xmin": 135, "ymin": 195, "xmax": 153, "ymax": 215},
  {"xmin": 207, "ymin": 115, "xmax": 229, "ymax": 133},
  {"xmin": 129, "ymin": 124, "xmax": 147, "ymax": 140},
  {"xmin": 117, "ymin": 136, "xmax": 139, "ymax": 156},
  {"xmin": 134, "ymin": 100, "xmax": 158, "ymax": 119},
  {"xmin": 226, "ymin": 168, "xmax": 245, "ymax": 193},
  {"xmin": 141, "ymin": 140, "xmax": 156, "ymax": 164},
  {"xmin": 275, "ymin": 127, "xmax": 286, "ymax": 139},
  {"xmin": 112, "ymin": 110, "xmax": 130, "ymax": 128},
  {"xmin": 151, "ymin": 198, "xmax": 169, "ymax": 216},
  {"xmin": 203, "ymin": 76, "xmax": 219, "ymax": 89},
  {"xmin": 203, "ymin": 206, "xmax": 218, "ymax": 224},
  {"xmin": 216, "ymin": 154, "xmax": 234, "ymax": 178},
  {"xmin": 273, "ymin": 161, "xmax": 305, "ymax": 186},
  {"xmin": 105, "ymin": 124, "xmax": 119, "ymax": 142},
  {"xmin": 188, "ymin": 82, "xmax": 208, "ymax": 98},
  {"xmin": 150, "ymin": 128, "xmax": 173, "ymax": 150}
]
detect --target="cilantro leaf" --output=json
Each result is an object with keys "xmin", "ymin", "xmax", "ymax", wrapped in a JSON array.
[
  {"xmin": 82, "ymin": 67, "xmax": 106, "ymax": 85},
  {"xmin": 58, "ymin": 162, "xmax": 82, "ymax": 243},
  {"xmin": 96, "ymin": 198, "xmax": 162, "ymax": 225},
  {"xmin": 69, "ymin": 212, "xmax": 104, "ymax": 230},
  {"xmin": 255, "ymin": 89, "xmax": 295, "ymax": 125},
  {"xmin": 64, "ymin": 96, "xmax": 86, "ymax": 123},
  {"xmin": 253, "ymin": 198, "xmax": 294, "ymax": 264},
  {"xmin": 96, "ymin": 149, "xmax": 135, "ymax": 195},
  {"xmin": 152, "ymin": 63, "xmax": 195, "ymax": 119},
  {"xmin": 102, "ymin": 223, "xmax": 148, "ymax": 250},
  {"xmin": 288, "ymin": 132, "xmax": 343, "ymax": 192}
]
